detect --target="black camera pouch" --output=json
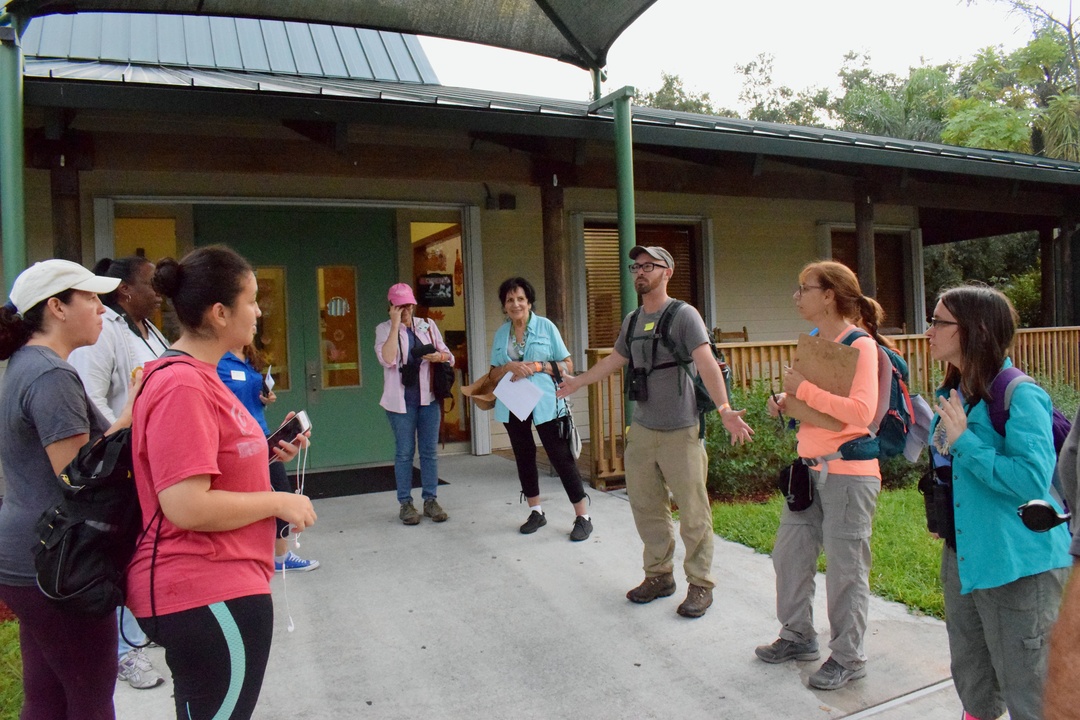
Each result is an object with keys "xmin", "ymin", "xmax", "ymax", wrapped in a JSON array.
[
  {"xmin": 918, "ymin": 464, "xmax": 956, "ymax": 548},
  {"xmin": 627, "ymin": 367, "xmax": 649, "ymax": 402},
  {"xmin": 400, "ymin": 363, "xmax": 420, "ymax": 387},
  {"xmin": 775, "ymin": 460, "xmax": 813, "ymax": 512}
]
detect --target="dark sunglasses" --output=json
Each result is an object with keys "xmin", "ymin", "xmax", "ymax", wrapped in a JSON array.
[{"xmin": 1017, "ymin": 499, "xmax": 1070, "ymax": 532}]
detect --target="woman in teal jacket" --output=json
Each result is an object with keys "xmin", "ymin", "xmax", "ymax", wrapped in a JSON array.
[{"xmin": 928, "ymin": 284, "xmax": 1070, "ymax": 720}]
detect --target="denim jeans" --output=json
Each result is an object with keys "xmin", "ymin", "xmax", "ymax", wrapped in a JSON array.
[
  {"xmin": 118, "ymin": 605, "xmax": 148, "ymax": 657},
  {"xmin": 386, "ymin": 400, "xmax": 440, "ymax": 504}
]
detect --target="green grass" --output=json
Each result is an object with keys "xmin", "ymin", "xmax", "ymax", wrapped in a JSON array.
[
  {"xmin": 712, "ymin": 486, "xmax": 945, "ymax": 619},
  {"xmin": 0, "ymin": 621, "xmax": 20, "ymax": 720}
]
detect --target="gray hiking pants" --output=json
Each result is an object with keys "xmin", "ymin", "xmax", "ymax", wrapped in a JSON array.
[
  {"xmin": 772, "ymin": 469, "xmax": 879, "ymax": 669},
  {"xmin": 941, "ymin": 547, "xmax": 1067, "ymax": 720}
]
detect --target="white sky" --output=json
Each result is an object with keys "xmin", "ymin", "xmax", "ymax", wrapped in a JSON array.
[{"xmin": 420, "ymin": 0, "xmax": 1071, "ymax": 110}]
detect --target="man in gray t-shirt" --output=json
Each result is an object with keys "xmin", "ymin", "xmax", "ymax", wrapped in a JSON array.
[{"xmin": 558, "ymin": 245, "xmax": 753, "ymax": 618}]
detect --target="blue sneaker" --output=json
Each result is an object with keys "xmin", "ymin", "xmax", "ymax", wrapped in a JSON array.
[{"xmin": 275, "ymin": 551, "xmax": 320, "ymax": 573}]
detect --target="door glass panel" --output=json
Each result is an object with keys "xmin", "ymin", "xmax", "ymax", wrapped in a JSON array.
[
  {"xmin": 318, "ymin": 266, "xmax": 361, "ymax": 388},
  {"xmin": 254, "ymin": 267, "xmax": 290, "ymax": 392}
]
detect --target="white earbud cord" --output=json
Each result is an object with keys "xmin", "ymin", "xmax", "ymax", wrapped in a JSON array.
[{"xmin": 280, "ymin": 442, "xmax": 310, "ymax": 634}]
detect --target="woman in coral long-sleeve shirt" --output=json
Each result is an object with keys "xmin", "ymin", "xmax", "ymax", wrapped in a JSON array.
[{"xmin": 755, "ymin": 260, "xmax": 885, "ymax": 692}]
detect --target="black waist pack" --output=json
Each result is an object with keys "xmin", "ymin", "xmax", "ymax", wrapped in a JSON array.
[{"xmin": 776, "ymin": 460, "xmax": 814, "ymax": 512}]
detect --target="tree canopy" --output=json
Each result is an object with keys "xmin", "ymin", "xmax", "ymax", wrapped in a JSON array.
[{"xmin": 638, "ymin": 4, "xmax": 1080, "ymax": 161}]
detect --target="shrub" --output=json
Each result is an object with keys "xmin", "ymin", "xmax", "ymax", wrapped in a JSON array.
[
  {"xmin": 705, "ymin": 380, "xmax": 796, "ymax": 499},
  {"xmin": 706, "ymin": 379, "xmax": 924, "ymax": 497}
]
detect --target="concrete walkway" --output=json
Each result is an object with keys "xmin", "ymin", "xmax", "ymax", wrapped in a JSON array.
[{"xmin": 115, "ymin": 453, "xmax": 965, "ymax": 719}]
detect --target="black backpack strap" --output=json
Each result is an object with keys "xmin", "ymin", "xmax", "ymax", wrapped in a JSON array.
[
  {"xmin": 652, "ymin": 299, "xmax": 687, "ymax": 371},
  {"xmin": 624, "ymin": 306, "xmax": 644, "ymax": 375}
]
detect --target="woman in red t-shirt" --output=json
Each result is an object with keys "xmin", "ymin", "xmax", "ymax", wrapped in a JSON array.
[{"xmin": 127, "ymin": 245, "xmax": 316, "ymax": 720}]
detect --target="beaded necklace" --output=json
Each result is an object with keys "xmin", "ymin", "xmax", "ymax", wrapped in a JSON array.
[{"xmin": 511, "ymin": 315, "xmax": 529, "ymax": 356}]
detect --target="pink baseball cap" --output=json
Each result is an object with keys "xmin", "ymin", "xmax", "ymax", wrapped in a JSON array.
[{"xmin": 387, "ymin": 283, "xmax": 418, "ymax": 306}]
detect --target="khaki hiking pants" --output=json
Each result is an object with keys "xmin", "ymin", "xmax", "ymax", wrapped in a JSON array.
[
  {"xmin": 772, "ymin": 469, "xmax": 879, "ymax": 669},
  {"xmin": 624, "ymin": 423, "xmax": 715, "ymax": 589}
]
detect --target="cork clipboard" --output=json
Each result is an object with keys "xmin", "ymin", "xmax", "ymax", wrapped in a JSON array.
[{"xmin": 785, "ymin": 333, "xmax": 860, "ymax": 431}]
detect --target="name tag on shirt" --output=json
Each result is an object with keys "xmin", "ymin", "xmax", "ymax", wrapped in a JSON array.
[
  {"xmin": 231, "ymin": 370, "xmax": 247, "ymax": 381},
  {"xmin": 644, "ymin": 321, "xmax": 655, "ymax": 331}
]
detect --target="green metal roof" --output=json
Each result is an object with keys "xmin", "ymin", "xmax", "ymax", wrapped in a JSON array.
[
  {"xmin": 6, "ymin": 0, "xmax": 660, "ymax": 71},
  {"xmin": 21, "ymin": 12, "xmax": 439, "ymax": 82}
]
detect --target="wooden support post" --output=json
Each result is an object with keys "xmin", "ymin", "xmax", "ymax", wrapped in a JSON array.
[
  {"xmin": 855, "ymin": 193, "xmax": 876, "ymax": 297},
  {"xmin": 50, "ymin": 162, "xmax": 81, "ymax": 261},
  {"xmin": 1040, "ymin": 226, "xmax": 1056, "ymax": 327},
  {"xmin": 541, "ymin": 181, "xmax": 566, "ymax": 328}
]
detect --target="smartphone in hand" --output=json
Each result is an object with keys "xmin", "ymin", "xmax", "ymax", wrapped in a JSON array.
[{"xmin": 267, "ymin": 410, "xmax": 312, "ymax": 461}]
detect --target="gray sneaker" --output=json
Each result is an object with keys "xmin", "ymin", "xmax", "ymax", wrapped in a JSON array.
[
  {"xmin": 423, "ymin": 498, "xmax": 448, "ymax": 522},
  {"xmin": 754, "ymin": 637, "xmax": 820, "ymax": 664},
  {"xmin": 399, "ymin": 501, "xmax": 421, "ymax": 526},
  {"xmin": 117, "ymin": 648, "xmax": 165, "ymax": 689},
  {"xmin": 808, "ymin": 656, "xmax": 866, "ymax": 690}
]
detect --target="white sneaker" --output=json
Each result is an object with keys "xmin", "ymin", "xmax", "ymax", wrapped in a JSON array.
[{"xmin": 117, "ymin": 648, "xmax": 165, "ymax": 689}]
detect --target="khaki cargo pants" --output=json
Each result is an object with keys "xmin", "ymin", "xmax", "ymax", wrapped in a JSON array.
[{"xmin": 624, "ymin": 423, "xmax": 715, "ymax": 589}]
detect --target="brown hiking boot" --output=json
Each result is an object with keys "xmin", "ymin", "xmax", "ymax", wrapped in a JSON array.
[
  {"xmin": 399, "ymin": 501, "xmax": 421, "ymax": 525},
  {"xmin": 676, "ymin": 584, "xmax": 713, "ymax": 618},
  {"xmin": 626, "ymin": 573, "xmax": 676, "ymax": 603}
]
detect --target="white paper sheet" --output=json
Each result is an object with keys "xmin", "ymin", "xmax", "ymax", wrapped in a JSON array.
[{"xmin": 494, "ymin": 372, "xmax": 542, "ymax": 421}]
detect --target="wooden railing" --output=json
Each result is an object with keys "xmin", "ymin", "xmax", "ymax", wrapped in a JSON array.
[{"xmin": 584, "ymin": 327, "xmax": 1080, "ymax": 487}]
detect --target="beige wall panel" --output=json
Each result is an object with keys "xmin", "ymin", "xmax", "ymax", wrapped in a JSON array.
[{"xmin": 25, "ymin": 170, "xmax": 54, "ymax": 264}]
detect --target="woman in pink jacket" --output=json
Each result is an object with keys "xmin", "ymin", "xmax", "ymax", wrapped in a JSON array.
[
  {"xmin": 756, "ymin": 260, "xmax": 886, "ymax": 691},
  {"xmin": 374, "ymin": 283, "xmax": 454, "ymax": 526}
]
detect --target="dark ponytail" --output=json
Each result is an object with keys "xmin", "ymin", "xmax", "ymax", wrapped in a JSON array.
[
  {"xmin": 153, "ymin": 246, "xmax": 252, "ymax": 334},
  {"xmin": 0, "ymin": 290, "xmax": 75, "ymax": 360}
]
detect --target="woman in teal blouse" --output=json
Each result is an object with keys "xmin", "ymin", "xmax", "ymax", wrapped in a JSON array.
[
  {"xmin": 928, "ymin": 284, "xmax": 1070, "ymax": 720},
  {"xmin": 489, "ymin": 277, "xmax": 592, "ymax": 541}
]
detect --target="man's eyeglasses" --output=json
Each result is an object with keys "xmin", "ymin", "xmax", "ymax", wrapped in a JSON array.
[
  {"xmin": 794, "ymin": 284, "xmax": 822, "ymax": 297},
  {"xmin": 927, "ymin": 317, "xmax": 959, "ymax": 328},
  {"xmin": 628, "ymin": 262, "xmax": 668, "ymax": 273}
]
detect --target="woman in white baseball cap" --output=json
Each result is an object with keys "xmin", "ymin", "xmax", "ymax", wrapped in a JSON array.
[{"xmin": 0, "ymin": 259, "xmax": 136, "ymax": 719}]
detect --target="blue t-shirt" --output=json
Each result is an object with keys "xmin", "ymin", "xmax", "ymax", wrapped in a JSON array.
[{"xmin": 217, "ymin": 352, "xmax": 269, "ymax": 435}]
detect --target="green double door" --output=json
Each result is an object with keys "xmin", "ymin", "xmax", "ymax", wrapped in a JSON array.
[{"xmin": 194, "ymin": 206, "xmax": 396, "ymax": 470}]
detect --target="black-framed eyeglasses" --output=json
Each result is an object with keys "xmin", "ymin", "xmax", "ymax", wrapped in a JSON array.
[
  {"xmin": 794, "ymin": 284, "xmax": 822, "ymax": 297},
  {"xmin": 927, "ymin": 317, "xmax": 959, "ymax": 328},
  {"xmin": 628, "ymin": 262, "xmax": 668, "ymax": 273}
]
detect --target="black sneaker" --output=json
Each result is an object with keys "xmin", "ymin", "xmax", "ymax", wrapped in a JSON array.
[
  {"xmin": 570, "ymin": 515, "xmax": 593, "ymax": 541},
  {"xmin": 519, "ymin": 510, "xmax": 547, "ymax": 534}
]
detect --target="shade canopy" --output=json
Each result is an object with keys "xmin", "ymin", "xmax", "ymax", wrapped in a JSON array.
[{"xmin": 2, "ymin": 0, "xmax": 661, "ymax": 70}]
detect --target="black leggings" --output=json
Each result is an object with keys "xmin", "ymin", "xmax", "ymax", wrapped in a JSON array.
[
  {"xmin": 140, "ymin": 594, "xmax": 273, "ymax": 720},
  {"xmin": 505, "ymin": 412, "xmax": 587, "ymax": 505}
]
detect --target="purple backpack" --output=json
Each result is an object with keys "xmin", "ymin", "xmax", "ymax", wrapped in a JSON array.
[{"xmin": 987, "ymin": 367, "xmax": 1072, "ymax": 509}]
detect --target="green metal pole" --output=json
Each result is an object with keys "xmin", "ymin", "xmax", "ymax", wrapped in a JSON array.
[
  {"xmin": 0, "ymin": 15, "xmax": 25, "ymax": 294},
  {"xmin": 612, "ymin": 89, "xmax": 637, "ymax": 319}
]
